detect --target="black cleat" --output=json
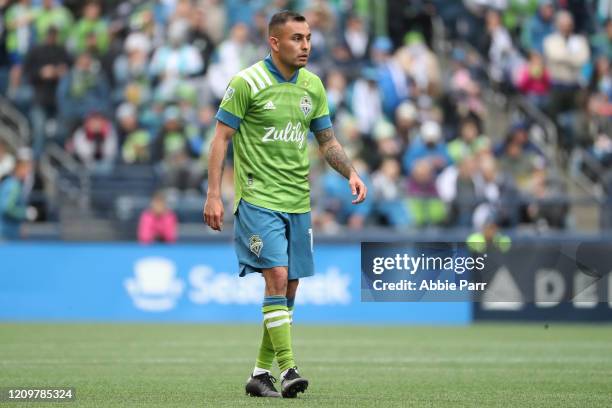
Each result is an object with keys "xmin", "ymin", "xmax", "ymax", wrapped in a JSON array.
[
  {"xmin": 281, "ymin": 367, "xmax": 308, "ymax": 398},
  {"xmin": 245, "ymin": 372, "xmax": 281, "ymax": 397}
]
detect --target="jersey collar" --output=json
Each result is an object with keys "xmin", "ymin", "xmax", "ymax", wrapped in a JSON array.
[{"xmin": 264, "ymin": 54, "xmax": 300, "ymax": 84}]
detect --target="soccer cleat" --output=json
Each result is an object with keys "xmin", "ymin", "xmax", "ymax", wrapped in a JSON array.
[
  {"xmin": 245, "ymin": 373, "xmax": 281, "ymax": 397},
  {"xmin": 281, "ymin": 367, "xmax": 308, "ymax": 398}
]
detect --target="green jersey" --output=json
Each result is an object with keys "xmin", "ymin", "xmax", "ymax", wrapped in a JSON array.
[
  {"xmin": 216, "ymin": 55, "xmax": 332, "ymax": 214},
  {"xmin": 35, "ymin": 6, "xmax": 74, "ymax": 44}
]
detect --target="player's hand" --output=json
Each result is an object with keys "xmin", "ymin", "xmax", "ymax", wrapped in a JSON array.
[
  {"xmin": 203, "ymin": 195, "xmax": 224, "ymax": 231},
  {"xmin": 349, "ymin": 171, "xmax": 367, "ymax": 204}
]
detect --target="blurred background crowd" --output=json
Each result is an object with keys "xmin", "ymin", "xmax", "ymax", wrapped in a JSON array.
[{"xmin": 0, "ymin": 0, "xmax": 610, "ymax": 241}]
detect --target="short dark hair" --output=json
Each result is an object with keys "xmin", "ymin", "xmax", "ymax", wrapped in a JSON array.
[{"xmin": 268, "ymin": 10, "xmax": 306, "ymax": 36}]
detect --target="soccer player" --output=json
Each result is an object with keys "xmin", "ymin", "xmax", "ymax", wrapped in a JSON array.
[{"xmin": 203, "ymin": 10, "xmax": 367, "ymax": 398}]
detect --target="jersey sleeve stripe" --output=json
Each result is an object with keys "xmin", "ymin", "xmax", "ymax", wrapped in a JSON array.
[
  {"xmin": 238, "ymin": 71, "xmax": 258, "ymax": 94},
  {"xmin": 255, "ymin": 64, "xmax": 273, "ymax": 86},
  {"xmin": 310, "ymin": 114, "xmax": 332, "ymax": 132},
  {"xmin": 247, "ymin": 67, "xmax": 267, "ymax": 90},
  {"xmin": 215, "ymin": 108, "xmax": 241, "ymax": 129}
]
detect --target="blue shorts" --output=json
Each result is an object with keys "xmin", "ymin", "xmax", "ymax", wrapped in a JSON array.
[
  {"xmin": 8, "ymin": 52, "xmax": 24, "ymax": 65},
  {"xmin": 234, "ymin": 199, "xmax": 314, "ymax": 280}
]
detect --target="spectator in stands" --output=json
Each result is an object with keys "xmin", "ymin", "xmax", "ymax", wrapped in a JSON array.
[
  {"xmin": 502, "ymin": 0, "xmax": 540, "ymax": 37},
  {"xmin": 372, "ymin": 157, "xmax": 410, "ymax": 227},
  {"xmin": 0, "ymin": 141, "xmax": 15, "ymax": 179},
  {"xmin": 35, "ymin": 0, "xmax": 73, "ymax": 45},
  {"xmin": 112, "ymin": 32, "xmax": 152, "ymax": 105},
  {"xmin": 590, "ymin": 18, "xmax": 612, "ymax": 60},
  {"xmin": 56, "ymin": 52, "xmax": 111, "ymax": 141},
  {"xmin": 149, "ymin": 20, "xmax": 203, "ymax": 83},
  {"xmin": 474, "ymin": 153, "xmax": 521, "ymax": 227},
  {"xmin": 250, "ymin": 10, "xmax": 270, "ymax": 58},
  {"xmin": 152, "ymin": 105, "xmax": 201, "ymax": 190},
  {"xmin": 0, "ymin": 148, "xmax": 37, "ymax": 240},
  {"xmin": 342, "ymin": 14, "xmax": 370, "ymax": 64},
  {"xmin": 117, "ymin": 103, "xmax": 152, "ymax": 165},
  {"xmin": 395, "ymin": 31, "xmax": 440, "ymax": 96},
  {"xmin": 437, "ymin": 154, "xmax": 480, "ymax": 227},
  {"xmin": 207, "ymin": 22, "xmax": 256, "ymax": 100},
  {"xmin": 466, "ymin": 216, "xmax": 511, "ymax": 254},
  {"xmin": 516, "ymin": 50, "xmax": 551, "ymax": 110},
  {"xmin": 365, "ymin": 119, "xmax": 401, "ymax": 171},
  {"xmin": 127, "ymin": 4, "xmax": 164, "ymax": 50},
  {"xmin": 584, "ymin": 133, "xmax": 612, "ymax": 181},
  {"xmin": 495, "ymin": 122, "xmax": 546, "ymax": 191},
  {"xmin": 189, "ymin": 104, "xmax": 216, "ymax": 161},
  {"xmin": 595, "ymin": 0, "xmax": 612, "ymax": 22},
  {"xmin": 300, "ymin": 6, "xmax": 333, "ymax": 70},
  {"xmin": 524, "ymin": 167, "xmax": 569, "ymax": 228},
  {"xmin": 23, "ymin": 26, "xmax": 71, "ymax": 158},
  {"xmin": 370, "ymin": 36, "xmax": 411, "ymax": 119},
  {"xmin": 588, "ymin": 55, "xmax": 612, "ymax": 107},
  {"xmin": 187, "ymin": 7, "xmax": 215, "ymax": 76},
  {"xmin": 69, "ymin": 1, "xmax": 109, "ymax": 55},
  {"xmin": 484, "ymin": 9, "xmax": 523, "ymax": 85},
  {"xmin": 520, "ymin": 0, "xmax": 556, "ymax": 53},
  {"xmin": 448, "ymin": 116, "xmax": 490, "ymax": 164},
  {"xmin": 69, "ymin": 112, "xmax": 118, "ymax": 172},
  {"xmin": 394, "ymin": 101, "xmax": 419, "ymax": 151},
  {"xmin": 449, "ymin": 50, "xmax": 486, "ymax": 119},
  {"xmin": 544, "ymin": 10, "xmax": 591, "ymax": 117},
  {"xmin": 325, "ymin": 69, "xmax": 348, "ymax": 120},
  {"xmin": 582, "ymin": 56, "xmax": 612, "ymax": 144},
  {"xmin": 351, "ymin": 67, "xmax": 383, "ymax": 137},
  {"xmin": 333, "ymin": 114, "xmax": 363, "ymax": 164},
  {"xmin": 170, "ymin": 0, "xmax": 193, "ymax": 26},
  {"xmin": 406, "ymin": 159, "xmax": 446, "ymax": 227},
  {"xmin": 175, "ymin": 82, "xmax": 199, "ymax": 125},
  {"xmin": 322, "ymin": 159, "xmax": 373, "ymax": 229},
  {"xmin": 197, "ymin": 0, "xmax": 226, "ymax": 45},
  {"xmin": 138, "ymin": 190, "xmax": 178, "ymax": 244},
  {"xmin": 593, "ymin": 55, "xmax": 612, "ymax": 99},
  {"xmin": 4, "ymin": 0, "xmax": 36, "ymax": 99},
  {"xmin": 402, "ymin": 120, "xmax": 451, "ymax": 176}
]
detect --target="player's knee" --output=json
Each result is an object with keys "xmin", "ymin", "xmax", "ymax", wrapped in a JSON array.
[{"xmin": 264, "ymin": 267, "xmax": 288, "ymax": 294}]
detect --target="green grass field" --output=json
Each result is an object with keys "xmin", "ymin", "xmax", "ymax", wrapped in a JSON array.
[{"xmin": 1, "ymin": 324, "xmax": 611, "ymax": 407}]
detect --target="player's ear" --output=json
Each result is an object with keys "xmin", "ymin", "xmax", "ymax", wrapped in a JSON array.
[{"xmin": 269, "ymin": 36, "xmax": 280, "ymax": 52}]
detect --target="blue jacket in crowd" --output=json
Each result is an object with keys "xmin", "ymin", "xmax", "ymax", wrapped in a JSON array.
[{"xmin": 0, "ymin": 176, "xmax": 28, "ymax": 240}]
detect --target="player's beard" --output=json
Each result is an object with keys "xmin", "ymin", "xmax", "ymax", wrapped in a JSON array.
[
  {"xmin": 293, "ymin": 55, "xmax": 308, "ymax": 68},
  {"xmin": 279, "ymin": 51, "xmax": 308, "ymax": 69}
]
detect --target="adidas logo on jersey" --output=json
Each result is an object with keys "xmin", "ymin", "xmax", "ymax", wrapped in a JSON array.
[{"xmin": 263, "ymin": 101, "xmax": 276, "ymax": 110}]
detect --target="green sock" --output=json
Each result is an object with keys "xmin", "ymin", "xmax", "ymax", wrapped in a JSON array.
[
  {"xmin": 255, "ymin": 297, "xmax": 296, "ymax": 372},
  {"xmin": 262, "ymin": 296, "xmax": 295, "ymax": 372},
  {"xmin": 287, "ymin": 297, "xmax": 295, "ymax": 324},
  {"xmin": 255, "ymin": 322, "xmax": 275, "ymax": 371}
]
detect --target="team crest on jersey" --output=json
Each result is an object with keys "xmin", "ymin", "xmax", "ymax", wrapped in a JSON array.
[
  {"xmin": 299, "ymin": 95, "xmax": 312, "ymax": 117},
  {"xmin": 223, "ymin": 86, "xmax": 235, "ymax": 101},
  {"xmin": 249, "ymin": 235, "xmax": 263, "ymax": 257}
]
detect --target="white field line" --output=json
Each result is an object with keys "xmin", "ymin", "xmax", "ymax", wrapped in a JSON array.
[
  {"xmin": 1, "ymin": 339, "xmax": 611, "ymax": 349},
  {"xmin": 2, "ymin": 355, "xmax": 612, "ymax": 366}
]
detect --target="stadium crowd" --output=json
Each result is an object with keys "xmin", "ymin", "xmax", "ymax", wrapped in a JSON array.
[{"xmin": 0, "ymin": 0, "xmax": 610, "ymax": 239}]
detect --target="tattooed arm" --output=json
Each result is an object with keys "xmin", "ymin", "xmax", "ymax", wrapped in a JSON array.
[
  {"xmin": 314, "ymin": 127, "xmax": 367, "ymax": 204},
  {"xmin": 314, "ymin": 127, "xmax": 354, "ymax": 178}
]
